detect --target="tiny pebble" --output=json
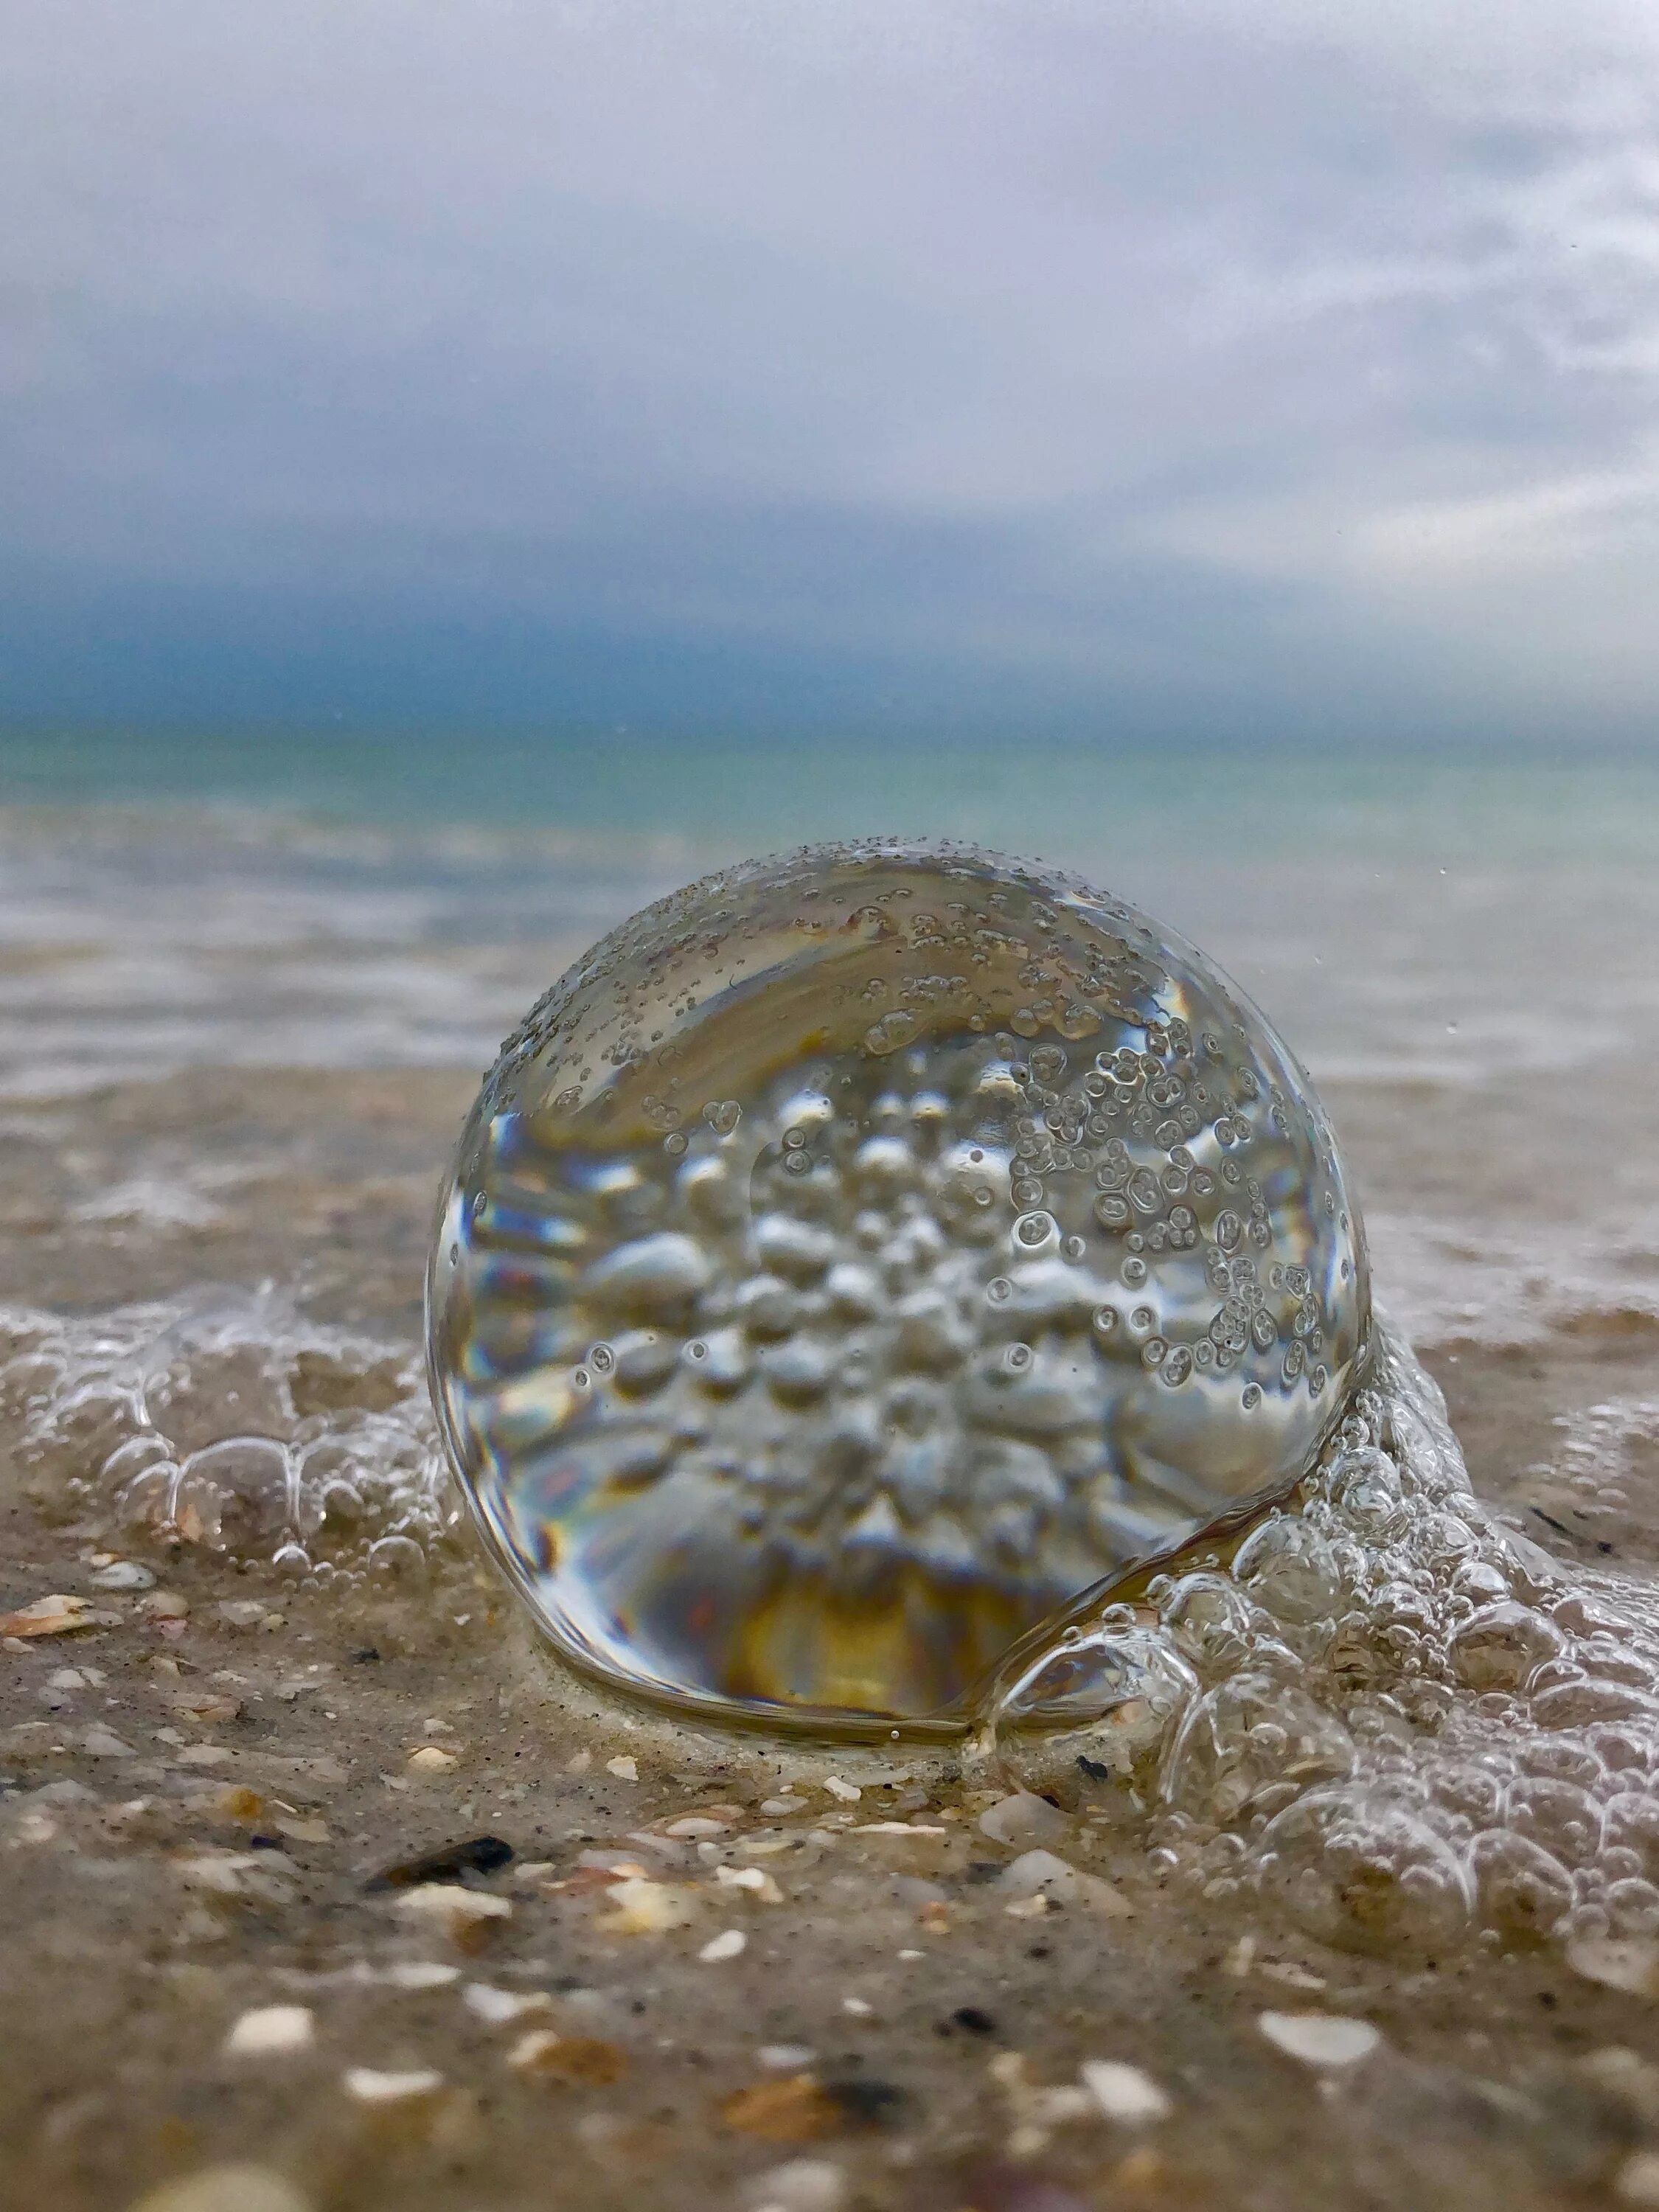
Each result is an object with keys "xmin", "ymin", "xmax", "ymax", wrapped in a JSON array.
[
  {"xmin": 997, "ymin": 1849, "xmax": 1130, "ymax": 1918},
  {"xmin": 842, "ymin": 1996, "xmax": 874, "ymax": 2017},
  {"xmin": 406, "ymin": 1746, "xmax": 459, "ymax": 1773},
  {"xmin": 1568, "ymin": 1937, "xmax": 1659, "ymax": 1999},
  {"xmin": 823, "ymin": 1776, "xmax": 860, "ymax": 1804},
  {"xmin": 978, "ymin": 1792, "xmax": 1070, "ymax": 1848},
  {"xmin": 700, "ymin": 1928, "xmax": 748, "ymax": 1962},
  {"xmin": 224, "ymin": 2006, "xmax": 315, "ymax": 2059},
  {"xmin": 366, "ymin": 1834, "xmax": 513, "ymax": 1892},
  {"xmin": 1257, "ymin": 2011, "xmax": 1381, "ymax": 2068},
  {"xmin": 606, "ymin": 1755, "xmax": 639, "ymax": 1781},
  {"xmin": 89, "ymin": 1559, "xmax": 156, "ymax": 1590},
  {"xmin": 758, "ymin": 2044, "xmax": 818, "ymax": 2070},
  {"xmin": 343, "ymin": 2065, "xmax": 445, "ymax": 2104}
]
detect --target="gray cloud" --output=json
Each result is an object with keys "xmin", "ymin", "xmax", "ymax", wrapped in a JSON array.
[{"xmin": 3, "ymin": 0, "xmax": 1658, "ymax": 735}]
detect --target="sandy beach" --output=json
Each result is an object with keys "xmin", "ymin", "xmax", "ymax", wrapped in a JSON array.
[{"xmin": 7, "ymin": 794, "xmax": 1659, "ymax": 2211}]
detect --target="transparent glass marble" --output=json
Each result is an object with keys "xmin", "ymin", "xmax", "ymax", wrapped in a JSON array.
[{"xmin": 426, "ymin": 841, "xmax": 1369, "ymax": 1732}]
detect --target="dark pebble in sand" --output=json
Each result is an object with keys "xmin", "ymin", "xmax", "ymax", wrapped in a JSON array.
[
  {"xmin": 349, "ymin": 1646, "xmax": 382, "ymax": 1663},
  {"xmin": 365, "ymin": 1834, "xmax": 515, "ymax": 1891},
  {"xmin": 825, "ymin": 2079, "xmax": 905, "ymax": 2126},
  {"xmin": 1076, "ymin": 1755, "xmax": 1110, "ymax": 1781},
  {"xmin": 951, "ymin": 2006, "xmax": 997, "ymax": 2036}
]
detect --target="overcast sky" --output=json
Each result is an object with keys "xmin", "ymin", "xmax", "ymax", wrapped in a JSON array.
[{"xmin": 4, "ymin": 0, "xmax": 1659, "ymax": 743}]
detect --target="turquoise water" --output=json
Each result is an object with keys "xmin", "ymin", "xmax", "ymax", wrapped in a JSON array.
[
  {"xmin": 3, "ymin": 730, "xmax": 1658, "ymax": 1107},
  {"xmin": 7, "ymin": 728, "xmax": 1659, "ymax": 872}
]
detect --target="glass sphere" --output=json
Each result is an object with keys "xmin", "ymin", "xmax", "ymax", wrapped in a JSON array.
[{"xmin": 427, "ymin": 841, "xmax": 1369, "ymax": 1732}]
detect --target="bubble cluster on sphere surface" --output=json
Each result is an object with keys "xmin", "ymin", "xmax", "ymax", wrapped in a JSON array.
[{"xmin": 427, "ymin": 840, "xmax": 1369, "ymax": 1728}]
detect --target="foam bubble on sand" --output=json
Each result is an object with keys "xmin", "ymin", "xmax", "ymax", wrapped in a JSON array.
[
  {"xmin": 0, "ymin": 1286, "xmax": 457, "ymax": 1585},
  {"xmin": 989, "ymin": 1312, "xmax": 1659, "ymax": 1956},
  {"xmin": 8, "ymin": 1275, "xmax": 1659, "ymax": 1958}
]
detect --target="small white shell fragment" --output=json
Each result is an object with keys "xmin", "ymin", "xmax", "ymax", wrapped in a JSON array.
[
  {"xmin": 506, "ymin": 2028, "xmax": 563, "ymax": 2071},
  {"xmin": 746, "ymin": 2157, "xmax": 847, "ymax": 2212},
  {"xmin": 1616, "ymin": 2149, "xmax": 1659, "ymax": 2206},
  {"xmin": 822, "ymin": 1776, "xmax": 861, "ymax": 1804},
  {"xmin": 1258, "ymin": 2011, "xmax": 1381, "ymax": 2067},
  {"xmin": 382, "ymin": 1961, "xmax": 461, "ymax": 1989},
  {"xmin": 601, "ymin": 1876, "xmax": 695, "ymax": 1933},
  {"xmin": 0, "ymin": 1594, "xmax": 94, "ymax": 1638},
  {"xmin": 978, "ymin": 1792, "xmax": 1069, "ymax": 1847},
  {"xmin": 126, "ymin": 2164, "xmax": 314, "ymax": 2212},
  {"xmin": 996, "ymin": 1849, "xmax": 1131, "ymax": 1918},
  {"xmin": 1078, "ymin": 2059, "xmax": 1172, "ymax": 2125},
  {"xmin": 713, "ymin": 1864, "xmax": 783, "ymax": 1902},
  {"xmin": 462, "ymin": 1982, "xmax": 553, "ymax": 2025},
  {"xmin": 343, "ymin": 2065, "xmax": 445, "ymax": 2104},
  {"xmin": 406, "ymin": 1745, "xmax": 459, "ymax": 1774},
  {"xmin": 223, "ymin": 2006, "xmax": 315, "ymax": 2058},
  {"xmin": 606, "ymin": 1755, "xmax": 639, "ymax": 1781},
  {"xmin": 699, "ymin": 1928, "xmax": 748, "ymax": 1962},
  {"xmin": 391, "ymin": 1885, "xmax": 512, "ymax": 1939},
  {"xmin": 83, "ymin": 1725, "xmax": 136, "ymax": 1758},
  {"xmin": 177, "ymin": 1854, "xmax": 276, "ymax": 1896},
  {"xmin": 758, "ymin": 2043, "xmax": 818, "ymax": 2070}
]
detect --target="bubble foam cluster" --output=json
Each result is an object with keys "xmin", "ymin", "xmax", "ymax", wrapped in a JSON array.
[
  {"xmin": 0, "ymin": 1288, "xmax": 453, "ymax": 1585},
  {"xmin": 428, "ymin": 841, "xmax": 1368, "ymax": 1728},
  {"xmin": 989, "ymin": 1315, "xmax": 1659, "ymax": 1954}
]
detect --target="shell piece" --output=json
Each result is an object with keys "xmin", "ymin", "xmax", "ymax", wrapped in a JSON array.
[{"xmin": 428, "ymin": 841, "xmax": 1368, "ymax": 1729}]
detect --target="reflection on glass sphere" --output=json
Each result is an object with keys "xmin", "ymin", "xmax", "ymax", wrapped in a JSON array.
[{"xmin": 427, "ymin": 841, "xmax": 1368, "ymax": 1732}]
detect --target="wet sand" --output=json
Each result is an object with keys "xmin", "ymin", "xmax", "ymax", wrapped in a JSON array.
[{"xmin": 6, "ymin": 1064, "xmax": 1659, "ymax": 2212}]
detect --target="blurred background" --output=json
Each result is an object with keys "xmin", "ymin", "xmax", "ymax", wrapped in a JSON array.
[{"xmin": 1, "ymin": 0, "xmax": 1658, "ymax": 1122}]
